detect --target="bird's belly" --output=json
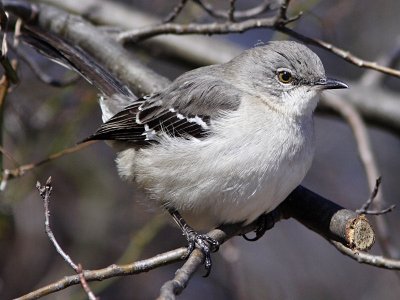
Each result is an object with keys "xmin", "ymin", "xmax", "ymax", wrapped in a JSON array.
[
  {"xmin": 181, "ymin": 152, "xmax": 312, "ymax": 229},
  {"xmin": 122, "ymin": 105, "xmax": 315, "ymax": 231},
  {"xmin": 128, "ymin": 131, "xmax": 313, "ymax": 230}
]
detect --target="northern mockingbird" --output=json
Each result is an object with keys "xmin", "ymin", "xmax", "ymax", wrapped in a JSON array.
[{"xmin": 84, "ymin": 41, "xmax": 347, "ymax": 274}]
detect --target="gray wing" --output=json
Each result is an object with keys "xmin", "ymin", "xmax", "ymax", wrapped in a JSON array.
[{"xmin": 83, "ymin": 66, "xmax": 242, "ymax": 145}]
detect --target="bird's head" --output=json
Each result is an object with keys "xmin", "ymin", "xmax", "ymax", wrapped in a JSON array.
[{"xmin": 230, "ymin": 41, "xmax": 348, "ymax": 117}]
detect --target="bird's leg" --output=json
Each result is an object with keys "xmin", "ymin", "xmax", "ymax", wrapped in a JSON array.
[
  {"xmin": 242, "ymin": 212, "xmax": 277, "ymax": 241},
  {"xmin": 167, "ymin": 208, "xmax": 219, "ymax": 277}
]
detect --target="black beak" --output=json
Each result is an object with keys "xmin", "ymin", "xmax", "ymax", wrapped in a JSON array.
[{"xmin": 315, "ymin": 78, "xmax": 348, "ymax": 90}]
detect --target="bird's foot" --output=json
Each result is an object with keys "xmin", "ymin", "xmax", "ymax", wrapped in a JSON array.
[
  {"xmin": 242, "ymin": 213, "xmax": 276, "ymax": 241},
  {"xmin": 183, "ymin": 227, "xmax": 219, "ymax": 277}
]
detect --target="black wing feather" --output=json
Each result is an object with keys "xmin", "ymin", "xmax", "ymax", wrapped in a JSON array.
[
  {"xmin": 83, "ymin": 67, "xmax": 242, "ymax": 145},
  {"xmin": 83, "ymin": 96, "xmax": 211, "ymax": 145}
]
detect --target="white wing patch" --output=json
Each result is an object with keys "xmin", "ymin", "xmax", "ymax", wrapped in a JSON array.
[{"xmin": 142, "ymin": 124, "xmax": 158, "ymax": 141}]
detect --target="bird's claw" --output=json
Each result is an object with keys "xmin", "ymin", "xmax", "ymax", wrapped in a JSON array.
[
  {"xmin": 184, "ymin": 230, "xmax": 219, "ymax": 277},
  {"xmin": 242, "ymin": 213, "xmax": 276, "ymax": 241}
]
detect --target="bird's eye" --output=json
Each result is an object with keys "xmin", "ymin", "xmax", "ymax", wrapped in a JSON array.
[{"xmin": 277, "ymin": 70, "xmax": 293, "ymax": 84}]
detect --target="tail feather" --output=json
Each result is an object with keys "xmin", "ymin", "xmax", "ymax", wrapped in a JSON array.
[{"xmin": 21, "ymin": 26, "xmax": 134, "ymax": 98}]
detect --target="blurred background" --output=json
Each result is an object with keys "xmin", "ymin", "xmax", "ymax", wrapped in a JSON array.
[{"xmin": 0, "ymin": 0, "xmax": 400, "ymax": 299}]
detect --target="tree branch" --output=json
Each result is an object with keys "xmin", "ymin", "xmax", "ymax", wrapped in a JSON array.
[
  {"xmin": 0, "ymin": 141, "xmax": 95, "ymax": 183},
  {"xmin": 117, "ymin": 16, "xmax": 280, "ymax": 44},
  {"xmin": 15, "ymin": 247, "xmax": 188, "ymax": 300},
  {"xmin": 277, "ymin": 27, "xmax": 400, "ymax": 78},
  {"xmin": 17, "ymin": 184, "xmax": 378, "ymax": 300},
  {"xmin": 331, "ymin": 241, "xmax": 400, "ymax": 270},
  {"xmin": 163, "ymin": 0, "xmax": 189, "ymax": 23},
  {"xmin": 37, "ymin": 0, "xmax": 244, "ymax": 66}
]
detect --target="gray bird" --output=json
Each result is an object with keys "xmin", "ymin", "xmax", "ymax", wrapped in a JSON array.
[{"xmin": 85, "ymin": 41, "xmax": 347, "ymax": 274}]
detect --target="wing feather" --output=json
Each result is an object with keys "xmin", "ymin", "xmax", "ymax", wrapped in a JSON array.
[{"xmin": 83, "ymin": 66, "xmax": 242, "ymax": 145}]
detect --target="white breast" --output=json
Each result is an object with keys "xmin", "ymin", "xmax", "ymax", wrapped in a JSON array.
[{"xmin": 118, "ymin": 98, "xmax": 315, "ymax": 230}]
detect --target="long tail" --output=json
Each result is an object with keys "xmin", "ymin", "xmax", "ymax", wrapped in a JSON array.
[{"xmin": 21, "ymin": 26, "xmax": 134, "ymax": 99}]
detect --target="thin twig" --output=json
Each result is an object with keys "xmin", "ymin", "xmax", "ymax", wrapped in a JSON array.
[
  {"xmin": 117, "ymin": 16, "xmax": 282, "ymax": 43},
  {"xmin": 228, "ymin": 0, "xmax": 236, "ymax": 22},
  {"xmin": 358, "ymin": 177, "xmax": 382, "ymax": 212},
  {"xmin": 77, "ymin": 264, "xmax": 98, "ymax": 300},
  {"xmin": 278, "ymin": 0, "xmax": 291, "ymax": 21},
  {"xmin": 1, "ymin": 141, "xmax": 95, "ymax": 182},
  {"xmin": 357, "ymin": 177, "xmax": 396, "ymax": 215},
  {"xmin": 331, "ymin": 241, "xmax": 400, "ymax": 270},
  {"xmin": 36, "ymin": 178, "xmax": 98, "ymax": 300},
  {"xmin": 278, "ymin": 27, "xmax": 400, "ymax": 78},
  {"xmin": 359, "ymin": 205, "xmax": 396, "ymax": 216},
  {"xmin": 163, "ymin": 0, "xmax": 189, "ymax": 23},
  {"xmin": 0, "ymin": 74, "xmax": 10, "ymax": 172},
  {"xmin": 360, "ymin": 37, "xmax": 400, "ymax": 86},
  {"xmin": 36, "ymin": 177, "xmax": 78, "ymax": 270},
  {"xmin": 0, "ymin": 39, "xmax": 19, "ymax": 84}
]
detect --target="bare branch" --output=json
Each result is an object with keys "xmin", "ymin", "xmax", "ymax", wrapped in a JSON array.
[
  {"xmin": 331, "ymin": 241, "xmax": 400, "ymax": 270},
  {"xmin": 163, "ymin": 0, "xmax": 189, "ymax": 23},
  {"xmin": 228, "ymin": 0, "xmax": 236, "ymax": 22},
  {"xmin": 18, "ymin": 184, "xmax": 378, "ymax": 299},
  {"xmin": 15, "ymin": 247, "xmax": 188, "ymax": 300},
  {"xmin": 36, "ymin": 178, "xmax": 99, "ymax": 300},
  {"xmin": 1, "ymin": 141, "xmax": 95, "ymax": 183},
  {"xmin": 77, "ymin": 264, "xmax": 98, "ymax": 300},
  {"xmin": 360, "ymin": 37, "xmax": 400, "ymax": 86},
  {"xmin": 158, "ymin": 248, "xmax": 204, "ymax": 299},
  {"xmin": 117, "ymin": 16, "xmax": 280, "ymax": 44},
  {"xmin": 360, "ymin": 205, "xmax": 396, "ymax": 216},
  {"xmin": 36, "ymin": 177, "xmax": 78, "ymax": 270},
  {"xmin": 278, "ymin": 0, "xmax": 291, "ymax": 21},
  {"xmin": 357, "ymin": 177, "xmax": 396, "ymax": 216},
  {"xmin": 278, "ymin": 27, "xmax": 400, "ymax": 78},
  {"xmin": 358, "ymin": 177, "xmax": 382, "ymax": 212},
  {"xmin": 36, "ymin": 0, "xmax": 244, "ymax": 67},
  {"xmin": 0, "ymin": 50, "xmax": 18, "ymax": 175},
  {"xmin": 23, "ymin": 2, "xmax": 170, "ymax": 96}
]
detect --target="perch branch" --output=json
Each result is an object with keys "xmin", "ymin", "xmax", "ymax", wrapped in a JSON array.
[{"xmin": 17, "ymin": 184, "xmax": 379, "ymax": 300}]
